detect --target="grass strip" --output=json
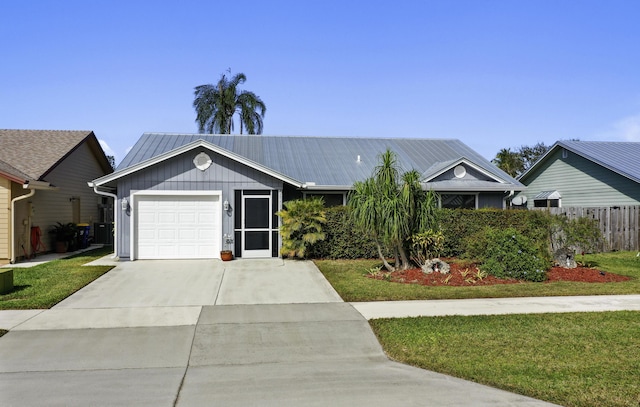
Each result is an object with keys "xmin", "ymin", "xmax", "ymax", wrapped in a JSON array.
[
  {"xmin": 370, "ymin": 311, "xmax": 640, "ymax": 407},
  {"xmin": 0, "ymin": 247, "xmax": 114, "ymax": 309},
  {"xmin": 315, "ymin": 251, "xmax": 640, "ymax": 301}
]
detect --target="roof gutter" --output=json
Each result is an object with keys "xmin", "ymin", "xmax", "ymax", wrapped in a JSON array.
[
  {"xmin": 23, "ymin": 180, "xmax": 59, "ymax": 191},
  {"xmin": 301, "ymin": 184, "xmax": 353, "ymax": 191},
  {"xmin": 88, "ymin": 182, "xmax": 118, "ymax": 259}
]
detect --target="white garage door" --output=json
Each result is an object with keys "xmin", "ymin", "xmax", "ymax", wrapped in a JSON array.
[{"xmin": 135, "ymin": 194, "xmax": 221, "ymax": 259}]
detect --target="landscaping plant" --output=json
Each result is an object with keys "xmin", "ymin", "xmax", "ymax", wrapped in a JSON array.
[
  {"xmin": 464, "ymin": 227, "xmax": 549, "ymax": 282},
  {"xmin": 349, "ymin": 149, "xmax": 439, "ymax": 271},
  {"xmin": 409, "ymin": 229, "xmax": 445, "ymax": 267},
  {"xmin": 277, "ymin": 197, "xmax": 326, "ymax": 258},
  {"xmin": 550, "ymin": 215, "xmax": 603, "ymax": 254}
]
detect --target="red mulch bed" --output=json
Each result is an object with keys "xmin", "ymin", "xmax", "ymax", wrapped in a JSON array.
[{"xmin": 368, "ymin": 261, "xmax": 631, "ymax": 286}]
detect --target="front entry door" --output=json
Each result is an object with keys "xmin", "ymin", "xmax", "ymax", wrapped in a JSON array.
[{"xmin": 242, "ymin": 193, "xmax": 272, "ymax": 258}]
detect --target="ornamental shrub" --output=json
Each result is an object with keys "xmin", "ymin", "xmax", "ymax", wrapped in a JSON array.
[
  {"xmin": 277, "ymin": 198, "xmax": 326, "ymax": 258},
  {"xmin": 439, "ymin": 208, "xmax": 551, "ymax": 257},
  {"xmin": 464, "ymin": 227, "xmax": 550, "ymax": 282}
]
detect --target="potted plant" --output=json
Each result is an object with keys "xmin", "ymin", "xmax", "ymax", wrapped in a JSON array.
[
  {"xmin": 50, "ymin": 222, "xmax": 77, "ymax": 253},
  {"xmin": 221, "ymin": 234, "xmax": 233, "ymax": 261}
]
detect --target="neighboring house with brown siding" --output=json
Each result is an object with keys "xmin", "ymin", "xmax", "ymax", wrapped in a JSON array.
[{"xmin": 0, "ymin": 130, "xmax": 113, "ymax": 264}]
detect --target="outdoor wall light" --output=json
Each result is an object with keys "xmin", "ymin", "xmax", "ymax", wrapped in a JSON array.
[
  {"xmin": 223, "ymin": 200, "xmax": 229, "ymax": 211},
  {"xmin": 121, "ymin": 197, "xmax": 128, "ymax": 211}
]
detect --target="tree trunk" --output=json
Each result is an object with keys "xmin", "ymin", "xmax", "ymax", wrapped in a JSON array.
[
  {"xmin": 398, "ymin": 244, "xmax": 411, "ymax": 270},
  {"xmin": 377, "ymin": 243, "xmax": 395, "ymax": 272}
]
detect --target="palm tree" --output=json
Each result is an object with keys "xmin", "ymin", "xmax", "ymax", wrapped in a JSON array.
[
  {"xmin": 193, "ymin": 72, "xmax": 266, "ymax": 134},
  {"xmin": 492, "ymin": 148, "xmax": 524, "ymax": 178},
  {"xmin": 349, "ymin": 149, "xmax": 439, "ymax": 271},
  {"xmin": 276, "ymin": 198, "xmax": 326, "ymax": 258}
]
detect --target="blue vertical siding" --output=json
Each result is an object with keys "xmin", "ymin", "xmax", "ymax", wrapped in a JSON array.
[{"xmin": 116, "ymin": 149, "xmax": 282, "ymax": 258}]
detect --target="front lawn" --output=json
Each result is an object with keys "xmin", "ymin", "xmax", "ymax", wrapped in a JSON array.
[
  {"xmin": 371, "ymin": 311, "xmax": 640, "ymax": 407},
  {"xmin": 314, "ymin": 251, "xmax": 640, "ymax": 301},
  {"xmin": 0, "ymin": 247, "xmax": 114, "ymax": 309}
]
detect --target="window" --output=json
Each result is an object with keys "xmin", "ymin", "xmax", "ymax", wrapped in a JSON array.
[
  {"xmin": 304, "ymin": 193, "xmax": 345, "ymax": 207},
  {"xmin": 533, "ymin": 190, "xmax": 561, "ymax": 208},
  {"xmin": 441, "ymin": 194, "xmax": 476, "ymax": 209},
  {"xmin": 534, "ymin": 199, "xmax": 560, "ymax": 208},
  {"xmin": 71, "ymin": 197, "xmax": 81, "ymax": 224}
]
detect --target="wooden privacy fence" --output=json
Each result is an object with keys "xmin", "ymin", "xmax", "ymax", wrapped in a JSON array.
[{"xmin": 545, "ymin": 206, "xmax": 640, "ymax": 252}]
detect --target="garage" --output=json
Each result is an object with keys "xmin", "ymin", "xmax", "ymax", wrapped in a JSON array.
[{"xmin": 132, "ymin": 192, "xmax": 221, "ymax": 260}]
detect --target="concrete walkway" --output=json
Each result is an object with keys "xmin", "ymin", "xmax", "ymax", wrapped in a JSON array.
[
  {"xmin": 2, "ymin": 257, "xmax": 619, "ymax": 406},
  {"xmin": 353, "ymin": 294, "xmax": 640, "ymax": 320}
]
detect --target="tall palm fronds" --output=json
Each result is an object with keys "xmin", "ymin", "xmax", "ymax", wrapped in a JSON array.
[
  {"xmin": 492, "ymin": 148, "xmax": 524, "ymax": 178},
  {"xmin": 348, "ymin": 149, "xmax": 440, "ymax": 271},
  {"xmin": 193, "ymin": 72, "xmax": 266, "ymax": 134}
]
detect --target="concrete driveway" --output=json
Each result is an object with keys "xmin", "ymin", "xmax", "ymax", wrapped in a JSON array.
[{"xmin": 0, "ymin": 259, "xmax": 558, "ymax": 406}]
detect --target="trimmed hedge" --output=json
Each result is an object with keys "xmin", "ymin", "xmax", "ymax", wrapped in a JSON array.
[
  {"xmin": 307, "ymin": 207, "xmax": 597, "ymax": 261},
  {"xmin": 439, "ymin": 209, "xmax": 551, "ymax": 257},
  {"xmin": 307, "ymin": 206, "xmax": 381, "ymax": 259}
]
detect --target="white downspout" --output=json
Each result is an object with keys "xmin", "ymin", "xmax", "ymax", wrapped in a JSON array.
[
  {"xmin": 504, "ymin": 190, "xmax": 515, "ymax": 209},
  {"xmin": 89, "ymin": 183, "xmax": 118, "ymax": 259},
  {"xmin": 10, "ymin": 189, "xmax": 35, "ymax": 264}
]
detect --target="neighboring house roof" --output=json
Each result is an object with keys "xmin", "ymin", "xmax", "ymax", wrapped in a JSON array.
[
  {"xmin": 0, "ymin": 129, "xmax": 112, "ymax": 183},
  {"xmin": 0, "ymin": 160, "xmax": 32, "ymax": 184},
  {"xmin": 96, "ymin": 133, "xmax": 524, "ymax": 191},
  {"xmin": 520, "ymin": 140, "xmax": 640, "ymax": 184}
]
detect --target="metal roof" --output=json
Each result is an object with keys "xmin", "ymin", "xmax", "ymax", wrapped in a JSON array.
[
  {"xmin": 534, "ymin": 190, "xmax": 561, "ymax": 200},
  {"xmin": 520, "ymin": 140, "xmax": 640, "ymax": 184},
  {"xmin": 114, "ymin": 133, "xmax": 523, "ymax": 190}
]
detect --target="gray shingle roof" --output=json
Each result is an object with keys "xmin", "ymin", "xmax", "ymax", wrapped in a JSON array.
[
  {"xmin": 117, "ymin": 133, "xmax": 522, "ymax": 189},
  {"xmin": 0, "ymin": 129, "xmax": 96, "ymax": 181}
]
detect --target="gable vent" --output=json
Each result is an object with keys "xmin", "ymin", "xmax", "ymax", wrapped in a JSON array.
[{"xmin": 453, "ymin": 165, "xmax": 466, "ymax": 178}]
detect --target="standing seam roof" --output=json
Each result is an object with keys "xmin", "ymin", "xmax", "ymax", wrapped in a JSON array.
[{"xmin": 116, "ymin": 133, "xmax": 522, "ymax": 188}]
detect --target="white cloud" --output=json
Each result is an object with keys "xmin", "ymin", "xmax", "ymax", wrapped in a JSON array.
[
  {"xmin": 98, "ymin": 139, "xmax": 116, "ymax": 158},
  {"xmin": 612, "ymin": 114, "xmax": 640, "ymax": 142}
]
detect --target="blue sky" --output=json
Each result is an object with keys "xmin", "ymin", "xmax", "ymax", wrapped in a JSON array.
[{"xmin": 2, "ymin": 1, "xmax": 640, "ymax": 164}]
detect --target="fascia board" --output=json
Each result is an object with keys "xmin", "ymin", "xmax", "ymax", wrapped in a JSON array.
[
  {"xmin": 517, "ymin": 142, "xmax": 562, "ymax": 182},
  {"xmin": 92, "ymin": 139, "xmax": 303, "ymax": 188},
  {"xmin": 426, "ymin": 186, "xmax": 528, "ymax": 192},
  {"xmin": 302, "ymin": 184, "xmax": 353, "ymax": 191},
  {"xmin": 0, "ymin": 170, "xmax": 27, "ymax": 185}
]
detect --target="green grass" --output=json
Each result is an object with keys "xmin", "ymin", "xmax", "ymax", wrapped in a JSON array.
[
  {"xmin": 315, "ymin": 251, "xmax": 640, "ymax": 301},
  {"xmin": 0, "ymin": 247, "xmax": 114, "ymax": 309},
  {"xmin": 370, "ymin": 312, "xmax": 640, "ymax": 407}
]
